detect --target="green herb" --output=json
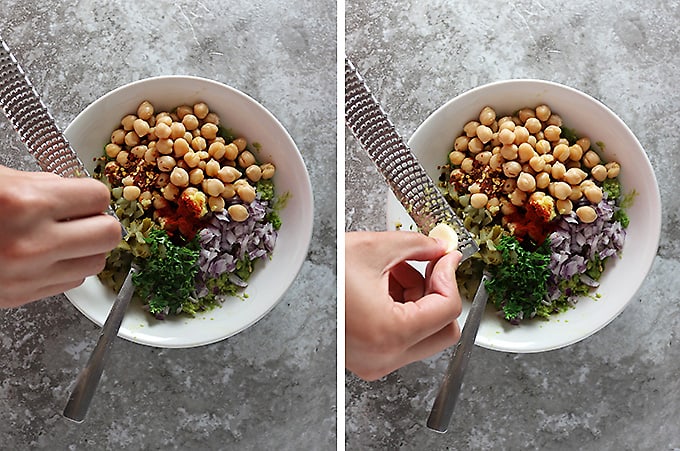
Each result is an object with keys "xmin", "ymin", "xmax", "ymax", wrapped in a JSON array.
[
  {"xmin": 257, "ymin": 179, "xmax": 276, "ymax": 201},
  {"xmin": 202, "ymin": 257, "xmax": 254, "ymax": 301},
  {"xmin": 132, "ymin": 229, "xmax": 200, "ymax": 315},
  {"xmin": 484, "ymin": 235, "xmax": 552, "ymax": 322},
  {"xmin": 218, "ymin": 125, "xmax": 237, "ymax": 143},
  {"xmin": 602, "ymin": 178, "xmax": 621, "ymax": 200},
  {"xmin": 561, "ymin": 126, "xmax": 579, "ymax": 145}
]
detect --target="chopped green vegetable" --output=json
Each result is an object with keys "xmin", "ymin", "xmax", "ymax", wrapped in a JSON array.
[
  {"xmin": 560, "ymin": 126, "xmax": 579, "ymax": 145},
  {"xmin": 257, "ymin": 179, "xmax": 276, "ymax": 201},
  {"xmin": 132, "ymin": 229, "xmax": 200, "ymax": 316},
  {"xmin": 484, "ymin": 235, "xmax": 552, "ymax": 322},
  {"xmin": 602, "ymin": 178, "xmax": 621, "ymax": 200},
  {"xmin": 218, "ymin": 125, "xmax": 237, "ymax": 143}
]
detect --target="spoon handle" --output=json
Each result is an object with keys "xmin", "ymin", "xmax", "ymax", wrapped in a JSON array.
[
  {"xmin": 427, "ymin": 271, "xmax": 490, "ymax": 433},
  {"xmin": 63, "ymin": 265, "xmax": 138, "ymax": 423}
]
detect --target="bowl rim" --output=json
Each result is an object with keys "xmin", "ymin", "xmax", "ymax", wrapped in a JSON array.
[
  {"xmin": 389, "ymin": 77, "xmax": 661, "ymax": 353},
  {"xmin": 64, "ymin": 75, "xmax": 314, "ymax": 348}
]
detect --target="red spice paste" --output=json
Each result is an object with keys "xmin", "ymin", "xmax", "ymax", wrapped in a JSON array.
[
  {"xmin": 157, "ymin": 195, "xmax": 206, "ymax": 240},
  {"xmin": 506, "ymin": 199, "xmax": 556, "ymax": 245}
]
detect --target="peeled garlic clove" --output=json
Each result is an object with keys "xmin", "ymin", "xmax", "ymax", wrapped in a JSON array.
[{"xmin": 428, "ymin": 223, "xmax": 459, "ymax": 253}]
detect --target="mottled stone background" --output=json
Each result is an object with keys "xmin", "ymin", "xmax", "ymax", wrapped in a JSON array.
[
  {"xmin": 0, "ymin": 1, "xmax": 336, "ymax": 449},
  {"xmin": 346, "ymin": 1, "xmax": 679, "ymax": 450}
]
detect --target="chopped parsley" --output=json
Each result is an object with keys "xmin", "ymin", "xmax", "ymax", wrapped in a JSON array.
[{"xmin": 484, "ymin": 235, "xmax": 552, "ymax": 323}]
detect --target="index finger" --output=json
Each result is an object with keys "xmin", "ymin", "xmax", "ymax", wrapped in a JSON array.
[{"xmin": 44, "ymin": 177, "xmax": 113, "ymax": 220}]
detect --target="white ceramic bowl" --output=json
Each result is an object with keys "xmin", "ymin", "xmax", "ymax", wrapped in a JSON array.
[
  {"xmin": 386, "ymin": 79, "xmax": 661, "ymax": 353},
  {"xmin": 65, "ymin": 76, "xmax": 313, "ymax": 348}
]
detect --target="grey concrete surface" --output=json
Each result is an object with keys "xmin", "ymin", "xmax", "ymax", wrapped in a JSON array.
[
  {"xmin": 0, "ymin": 1, "xmax": 336, "ymax": 449},
  {"xmin": 346, "ymin": 1, "xmax": 679, "ymax": 450}
]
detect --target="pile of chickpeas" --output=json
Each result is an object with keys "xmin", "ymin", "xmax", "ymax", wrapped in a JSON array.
[
  {"xmin": 102, "ymin": 100, "xmax": 275, "ymax": 223},
  {"xmin": 447, "ymin": 104, "xmax": 620, "ymax": 224}
]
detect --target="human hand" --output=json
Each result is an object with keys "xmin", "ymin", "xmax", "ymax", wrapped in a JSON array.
[
  {"xmin": 345, "ymin": 230, "xmax": 463, "ymax": 381},
  {"xmin": 0, "ymin": 166, "xmax": 122, "ymax": 308}
]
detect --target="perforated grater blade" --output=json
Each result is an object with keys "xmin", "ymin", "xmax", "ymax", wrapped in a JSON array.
[
  {"xmin": 0, "ymin": 36, "xmax": 120, "ymax": 224},
  {"xmin": 345, "ymin": 57, "xmax": 479, "ymax": 261}
]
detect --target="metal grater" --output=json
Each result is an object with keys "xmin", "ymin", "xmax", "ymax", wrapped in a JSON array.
[{"xmin": 345, "ymin": 57, "xmax": 479, "ymax": 261}]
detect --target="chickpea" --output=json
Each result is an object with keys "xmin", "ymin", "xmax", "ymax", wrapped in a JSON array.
[
  {"xmin": 122, "ymin": 185, "xmax": 141, "ymax": 201},
  {"xmin": 121, "ymin": 176, "xmax": 134, "ymax": 187},
  {"xmin": 174, "ymin": 138, "xmax": 191, "ymax": 158},
  {"xmin": 569, "ymin": 144, "xmax": 584, "ymax": 161},
  {"xmin": 583, "ymin": 150, "xmax": 601, "ymax": 168},
  {"xmin": 500, "ymin": 198, "xmax": 517, "ymax": 216},
  {"xmin": 460, "ymin": 157, "xmax": 474, "ymax": 173},
  {"xmin": 470, "ymin": 192, "xmax": 489, "ymax": 209},
  {"xmin": 569, "ymin": 185, "xmax": 583, "ymax": 201},
  {"xmin": 449, "ymin": 150, "xmax": 465, "ymax": 166},
  {"xmin": 517, "ymin": 108, "xmax": 535, "ymax": 124},
  {"xmin": 157, "ymin": 155, "xmax": 176, "ymax": 172},
  {"xmin": 236, "ymin": 184, "xmax": 257, "ymax": 203},
  {"xmin": 245, "ymin": 164, "xmax": 262, "ymax": 182},
  {"xmin": 224, "ymin": 143, "xmax": 239, "ymax": 161},
  {"xmin": 546, "ymin": 114, "xmax": 563, "ymax": 127},
  {"xmin": 463, "ymin": 120, "xmax": 480, "ymax": 137},
  {"xmin": 154, "ymin": 122, "xmax": 171, "ymax": 139},
  {"xmin": 544, "ymin": 125, "xmax": 561, "ymax": 142},
  {"xmin": 591, "ymin": 164, "xmax": 608, "ymax": 182},
  {"xmin": 500, "ymin": 144, "xmax": 518, "ymax": 161},
  {"xmin": 475, "ymin": 151, "xmax": 492, "ymax": 166},
  {"xmin": 208, "ymin": 142, "xmax": 226, "ymax": 160},
  {"xmin": 468, "ymin": 182, "xmax": 481, "ymax": 194},
  {"xmin": 162, "ymin": 183, "xmax": 180, "ymax": 201},
  {"xmin": 155, "ymin": 172, "xmax": 170, "ymax": 188},
  {"xmin": 551, "ymin": 161, "xmax": 566, "ymax": 180},
  {"xmin": 204, "ymin": 112, "xmax": 220, "ymax": 125},
  {"xmin": 517, "ymin": 172, "xmax": 536, "ymax": 192},
  {"xmin": 479, "ymin": 106, "xmax": 496, "ymax": 126},
  {"xmin": 542, "ymin": 153, "xmax": 555, "ymax": 165},
  {"xmin": 535, "ymin": 139, "xmax": 551, "ymax": 155},
  {"xmin": 605, "ymin": 161, "xmax": 621, "ymax": 178},
  {"xmin": 105, "ymin": 143, "xmax": 121, "ymax": 158},
  {"xmin": 489, "ymin": 153, "xmax": 504, "ymax": 171},
  {"xmin": 503, "ymin": 161, "xmax": 522, "ymax": 178},
  {"xmin": 131, "ymin": 145, "xmax": 147, "ymax": 159},
  {"xmin": 502, "ymin": 178, "xmax": 517, "ymax": 194},
  {"xmin": 529, "ymin": 155, "xmax": 545, "ymax": 172},
  {"xmin": 203, "ymin": 178, "xmax": 225, "ymax": 197},
  {"xmin": 228, "ymin": 204, "xmax": 249, "ymax": 222},
  {"xmin": 553, "ymin": 181, "xmax": 572, "ymax": 200},
  {"xmin": 556, "ymin": 199, "xmax": 573, "ymax": 215},
  {"xmin": 169, "ymin": 167, "xmax": 189, "ymax": 188},
  {"xmin": 111, "ymin": 128, "xmax": 126, "ymax": 145},
  {"xmin": 576, "ymin": 206, "xmax": 597, "ymax": 223},
  {"xmin": 535, "ymin": 104, "xmax": 551, "ymax": 122},
  {"xmin": 201, "ymin": 123, "xmax": 219, "ymax": 140},
  {"xmin": 261, "ymin": 163, "xmax": 276, "ymax": 179},
  {"xmin": 576, "ymin": 137, "xmax": 591, "ymax": 152},
  {"xmin": 137, "ymin": 101, "xmax": 154, "ymax": 120},
  {"xmin": 524, "ymin": 117, "xmax": 542, "ymax": 134},
  {"xmin": 156, "ymin": 114, "xmax": 172, "ymax": 127},
  {"xmin": 193, "ymin": 102, "xmax": 209, "ymax": 119},
  {"xmin": 217, "ymin": 166, "xmax": 243, "ymax": 184},
  {"xmin": 157, "ymin": 138, "xmax": 174, "ymax": 155},
  {"xmin": 232, "ymin": 137, "xmax": 248, "ymax": 152},
  {"xmin": 204, "ymin": 159, "xmax": 220, "ymax": 177},
  {"xmin": 133, "ymin": 118, "xmax": 150, "ymax": 137},
  {"xmin": 170, "ymin": 122, "xmax": 186, "ymax": 140},
  {"xmin": 509, "ymin": 188, "xmax": 527, "ymax": 207},
  {"xmin": 206, "ymin": 196, "xmax": 224, "ymax": 212},
  {"xmin": 221, "ymin": 184, "xmax": 236, "ymax": 199},
  {"xmin": 120, "ymin": 114, "xmax": 136, "ymax": 131},
  {"xmin": 191, "ymin": 136, "xmax": 207, "ymax": 152},
  {"xmin": 513, "ymin": 126, "xmax": 529, "ymax": 145},
  {"xmin": 116, "ymin": 150, "xmax": 129, "ymax": 166},
  {"xmin": 188, "ymin": 168, "xmax": 204, "ymax": 185},
  {"xmin": 174, "ymin": 105, "xmax": 191, "ymax": 120},
  {"xmin": 498, "ymin": 128, "xmax": 515, "ymax": 146},
  {"xmin": 124, "ymin": 131, "xmax": 140, "ymax": 147},
  {"xmin": 182, "ymin": 114, "xmax": 199, "ymax": 131},
  {"xmin": 584, "ymin": 186, "xmax": 603, "ymax": 204},
  {"xmin": 563, "ymin": 167, "xmax": 587, "ymax": 185},
  {"xmin": 535, "ymin": 171, "xmax": 551, "ymax": 189},
  {"xmin": 517, "ymin": 143, "xmax": 535, "ymax": 162},
  {"xmin": 552, "ymin": 143, "xmax": 570, "ymax": 162},
  {"xmin": 498, "ymin": 118, "xmax": 515, "ymax": 131},
  {"xmin": 453, "ymin": 135, "xmax": 469, "ymax": 152},
  {"xmin": 467, "ymin": 137, "xmax": 483, "ymax": 154},
  {"xmin": 476, "ymin": 125, "xmax": 493, "ymax": 143}
]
